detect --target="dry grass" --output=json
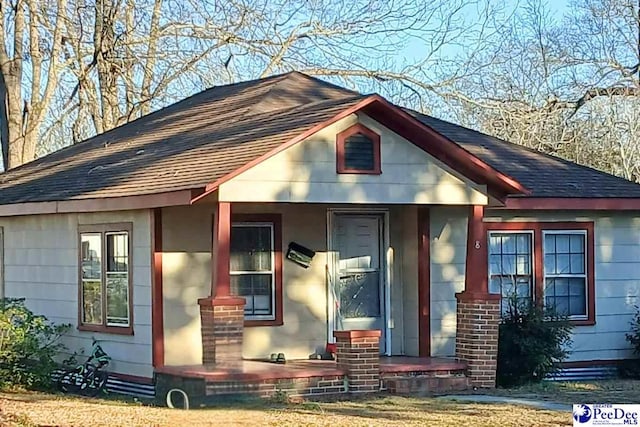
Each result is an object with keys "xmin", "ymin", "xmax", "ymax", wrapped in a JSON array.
[
  {"xmin": 0, "ymin": 391, "xmax": 570, "ymax": 427},
  {"xmin": 490, "ymin": 380, "xmax": 640, "ymax": 404}
]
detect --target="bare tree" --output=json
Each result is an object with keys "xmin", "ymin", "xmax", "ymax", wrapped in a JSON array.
[
  {"xmin": 443, "ymin": 0, "xmax": 640, "ymax": 182},
  {"xmin": 1, "ymin": 0, "xmax": 510, "ymax": 169},
  {"xmin": 0, "ymin": 0, "xmax": 67, "ymax": 169}
]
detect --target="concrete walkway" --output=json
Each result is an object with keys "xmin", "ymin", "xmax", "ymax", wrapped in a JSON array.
[{"xmin": 439, "ymin": 394, "xmax": 572, "ymax": 412}]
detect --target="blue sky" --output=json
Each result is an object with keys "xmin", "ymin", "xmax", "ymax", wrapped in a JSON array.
[{"xmin": 400, "ymin": 0, "xmax": 571, "ymax": 65}]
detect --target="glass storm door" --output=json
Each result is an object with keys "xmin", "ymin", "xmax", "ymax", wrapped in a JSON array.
[{"xmin": 333, "ymin": 214, "xmax": 385, "ymax": 350}]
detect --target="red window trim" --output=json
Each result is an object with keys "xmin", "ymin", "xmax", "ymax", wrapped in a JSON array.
[
  {"xmin": 231, "ymin": 214, "xmax": 283, "ymax": 327},
  {"xmin": 484, "ymin": 221, "xmax": 595, "ymax": 326},
  {"xmin": 336, "ymin": 123, "xmax": 381, "ymax": 175},
  {"xmin": 77, "ymin": 222, "xmax": 134, "ymax": 335}
]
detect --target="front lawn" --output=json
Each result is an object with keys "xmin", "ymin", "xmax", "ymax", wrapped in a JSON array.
[
  {"xmin": 489, "ymin": 379, "xmax": 640, "ymax": 405},
  {"xmin": 0, "ymin": 389, "xmax": 570, "ymax": 427}
]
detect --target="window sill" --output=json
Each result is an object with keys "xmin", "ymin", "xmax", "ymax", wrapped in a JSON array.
[
  {"xmin": 569, "ymin": 318, "xmax": 596, "ymax": 326},
  {"xmin": 337, "ymin": 168, "xmax": 382, "ymax": 175},
  {"xmin": 244, "ymin": 319, "xmax": 283, "ymax": 327},
  {"xmin": 78, "ymin": 324, "xmax": 134, "ymax": 335}
]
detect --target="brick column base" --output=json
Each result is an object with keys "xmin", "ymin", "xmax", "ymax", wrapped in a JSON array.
[
  {"xmin": 334, "ymin": 330, "xmax": 381, "ymax": 393},
  {"xmin": 198, "ymin": 297, "xmax": 246, "ymax": 364},
  {"xmin": 455, "ymin": 292, "xmax": 501, "ymax": 388}
]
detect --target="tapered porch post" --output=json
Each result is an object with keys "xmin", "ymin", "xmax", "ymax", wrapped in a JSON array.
[
  {"xmin": 212, "ymin": 201, "xmax": 232, "ymax": 297},
  {"xmin": 455, "ymin": 205, "xmax": 500, "ymax": 388},
  {"xmin": 198, "ymin": 201, "xmax": 246, "ymax": 364}
]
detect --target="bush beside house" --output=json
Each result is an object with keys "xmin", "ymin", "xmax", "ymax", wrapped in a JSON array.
[
  {"xmin": 496, "ymin": 296, "xmax": 573, "ymax": 387},
  {"xmin": 0, "ymin": 298, "xmax": 71, "ymax": 390}
]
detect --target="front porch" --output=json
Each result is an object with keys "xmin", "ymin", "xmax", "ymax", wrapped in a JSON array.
[
  {"xmin": 154, "ymin": 356, "xmax": 469, "ymax": 404},
  {"xmin": 155, "ymin": 201, "xmax": 501, "ymax": 399}
]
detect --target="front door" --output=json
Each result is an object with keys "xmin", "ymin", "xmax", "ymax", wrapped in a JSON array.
[{"xmin": 332, "ymin": 214, "xmax": 386, "ymax": 351}]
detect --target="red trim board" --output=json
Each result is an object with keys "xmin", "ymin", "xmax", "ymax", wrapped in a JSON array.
[
  {"xmin": 151, "ymin": 208, "xmax": 164, "ymax": 368},
  {"xmin": 417, "ymin": 207, "xmax": 431, "ymax": 357}
]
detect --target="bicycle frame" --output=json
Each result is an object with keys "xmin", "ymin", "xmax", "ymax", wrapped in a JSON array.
[{"xmin": 58, "ymin": 339, "xmax": 111, "ymax": 396}]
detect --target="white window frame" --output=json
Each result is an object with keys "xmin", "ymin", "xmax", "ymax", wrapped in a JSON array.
[
  {"xmin": 78, "ymin": 224, "xmax": 132, "ymax": 333},
  {"xmin": 488, "ymin": 230, "xmax": 536, "ymax": 311},
  {"xmin": 104, "ymin": 231, "xmax": 131, "ymax": 327},
  {"xmin": 542, "ymin": 230, "xmax": 588, "ymax": 320},
  {"xmin": 230, "ymin": 222, "xmax": 276, "ymax": 321}
]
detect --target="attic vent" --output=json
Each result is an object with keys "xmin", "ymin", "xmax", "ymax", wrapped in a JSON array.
[{"xmin": 336, "ymin": 124, "xmax": 381, "ymax": 174}]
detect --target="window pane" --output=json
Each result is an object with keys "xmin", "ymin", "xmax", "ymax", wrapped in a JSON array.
[
  {"xmin": 489, "ymin": 236, "xmax": 501, "ymax": 255},
  {"xmin": 231, "ymin": 274, "xmax": 273, "ymax": 316},
  {"xmin": 339, "ymin": 271, "xmax": 380, "ymax": 318},
  {"xmin": 344, "ymin": 134, "xmax": 374, "ymax": 170},
  {"xmin": 544, "ymin": 254, "xmax": 556, "ymax": 274},
  {"xmin": 569, "ymin": 295, "xmax": 587, "ymax": 316},
  {"xmin": 106, "ymin": 233, "xmax": 128, "ymax": 272},
  {"xmin": 570, "ymin": 254, "xmax": 585, "ymax": 274},
  {"xmin": 544, "ymin": 234, "xmax": 555, "ymax": 254},
  {"xmin": 106, "ymin": 273, "xmax": 129, "ymax": 326},
  {"xmin": 553, "ymin": 296, "xmax": 569, "ymax": 315},
  {"xmin": 554, "ymin": 278, "xmax": 569, "ymax": 296},
  {"xmin": 569, "ymin": 278, "xmax": 585, "ymax": 296},
  {"xmin": 489, "ymin": 255, "xmax": 502, "ymax": 275},
  {"xmin": 230, "ymin": 226, "xmax": 272, "ymax": 271},
  {"xmin": 556, "ymin": 254, "xmax": 570, "ymax": 274},
  {"xmin": 489, "ymin": 277, "xmax": 502, "ymax": 294},
  {"xmin": 82, "ymin": 280, "xmax": 102, "ymax": 324},
  {"xmin": 516, "ymin": 277, "xmax": 531, "ymax": 298},
  {"xmin": 502, "ymin": 235, "xmax": 516, "ymax": 254},
  {"xmin": 556, "ymin": 235, "xmax": 570, "ymax": 253},
  {"xmin": 81, "ymin": 233, "xmax": 102, "ymax": 280},
  {"xmin": 516, "ymin": 234, "xmax": 530, "ymax": 254},
  {"xmin": 502, "ymin": 254, "xmax": 516, "ymax": 275},
  {"xmin": 516, "ymin": 255, "xmax": 530, "ymax": 275},
  {"xmin": 570, "ymin": 234, "xmax": 584, "ymax": 252},
  {"xmin": 501, "ymin": 278, "xmax": 515, "ymax": 297}
]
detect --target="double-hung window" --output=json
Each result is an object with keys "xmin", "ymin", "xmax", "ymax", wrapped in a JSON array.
[
  {"xmin": 488, "ymin": 232, "xmax": 533, "ymax": 315},
  {"xmin": 79, "ymin": 223, "xmax": 132, "ymax": 334},
  {"xmin": 229, "ymin": 215, "xmax": 283, "ymax": 325},
  {"xmin": 543, "ymin": 231, "xmax": 587, "ymax": 317},
  {"xmin": 486, "ymin": 222, "xmax": 594, "ymax": 324}
]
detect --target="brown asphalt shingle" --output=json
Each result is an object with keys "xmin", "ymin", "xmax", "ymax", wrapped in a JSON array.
[
  {"xmin": 407, "ymin": 111, "xmax": 640, "ymax": 198},
  {"xmin": 0, "ymin": 72, "xmax": 362, "ymax": 203},
  {"xmin": 0, "ymin": 71, "xmax": 638, "ymax": 205}
]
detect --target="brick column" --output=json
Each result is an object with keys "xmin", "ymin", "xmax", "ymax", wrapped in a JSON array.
[
  {"xmin": 455, "ymin": 292, "xmax": 500, "ymax": 388},
  {"xmin": 333, "ymin": 330, "xmax": 381, "ymax": 393},
  {"xmin": 198, "ymin": 297, "xmax": 245, "ymax": 364}
]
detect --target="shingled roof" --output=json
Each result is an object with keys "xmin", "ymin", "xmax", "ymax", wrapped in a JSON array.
[
  {"xmin": 0, "ymin": 71, "xmax": 639, "ymax": 207},
  {"xmin": 407, "ymin": 112, "xmax": 640, "ymax": 198}
]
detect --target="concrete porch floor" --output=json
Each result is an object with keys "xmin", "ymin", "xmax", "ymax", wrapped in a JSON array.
[{"xmin": 154, "ymin": 356, "xmax": 467, "ymax": 382}]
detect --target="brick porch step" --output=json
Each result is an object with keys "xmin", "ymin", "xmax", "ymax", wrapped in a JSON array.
[{"xmin": 384, "ymin": 374, "xmax": 470, "ymax": 395}]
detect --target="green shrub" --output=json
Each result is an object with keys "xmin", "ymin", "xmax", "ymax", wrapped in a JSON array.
[
  {"xmin": 0, "ymin": 298, "xmax": 71, "ymax": 390},
  {"xmin": 625, "ymin": 306, "xmax": 640, "ymax": 356},
  {"xmin": 496, "ymin": 296, "xmax": 573, "ymax": 387},
  {"xmin": 620, "ymin": 306, "xmax": 640, "ymax": 378}
]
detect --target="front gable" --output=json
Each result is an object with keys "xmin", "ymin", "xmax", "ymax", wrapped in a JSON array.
[{"xmin": 217, "ymin": 113, "xmax": 489, "ymax": 205}]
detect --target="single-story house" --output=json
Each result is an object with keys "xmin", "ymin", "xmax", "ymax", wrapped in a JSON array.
[{"xmin": 1, "ymin": 72, "xmax": 639, "ymax": 398}]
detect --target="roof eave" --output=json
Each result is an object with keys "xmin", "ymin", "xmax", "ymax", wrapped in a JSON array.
[
  {"xmin": 0, "ymin": 188, "xmax": 203, "ymax": 217},
  {"xmin": 500, "ymin": 197, "xmax": 640, "ymax": 211}
]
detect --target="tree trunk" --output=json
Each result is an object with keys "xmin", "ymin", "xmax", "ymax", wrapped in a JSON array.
[
  {"xmin": 94, "ymin": 0, "xmax": 121, "ymax": 131},
  {"xmin": 4, "ymin": 75, "xmax": 25, "ymax": 169},
  {"xmin": 0, "ymin": 72, "xmax": 9, "ymax": 170}
]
